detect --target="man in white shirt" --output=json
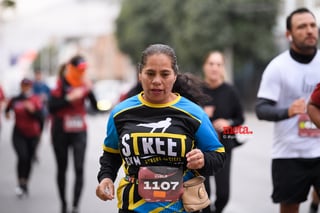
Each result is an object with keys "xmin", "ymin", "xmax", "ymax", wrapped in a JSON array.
[{"xmin": 256, "ymin": 7, "xmax": 320, "ymax": 213}]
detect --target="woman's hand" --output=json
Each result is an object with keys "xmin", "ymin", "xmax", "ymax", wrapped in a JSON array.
[
  {"xmin": 96, "ymin": 178, "xmax": 115, "ymax": 201},
  {"xmin": 24, "ymin": 100, "xmax": 35, "ymax": 112},
  {"xmin": 5, "ymin": 111, "xmax": 10, "ymax": 119},
  {"xmin": 186, "ymin": 148, "xmax": 205, "ymax": 170},
  {"xmin": 66, "ymin": 87, "xmax": 87, "ymax": 101},
  {"xmin": 213, "ymin": 118, "xmax": 231, "ymax": 132}
]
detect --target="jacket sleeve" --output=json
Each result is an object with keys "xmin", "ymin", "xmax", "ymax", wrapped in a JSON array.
[
  {"xmin": 255, "ymin": 97, "xmax": 289, "ymax": 121},
  {"xmin": 48, "ymin": 94, "xmax": 70, "ymax": 113},
  {"xmin": 5, "ymin": 98, "xmax": 13, "ymax": 113},
  {"xmin": 48, "ymin": 79, "xmax": 70, "ymax": 113},
  {"xmin": 97, "ymin": 151, "xmax": 122, "ymax": 183},
  {"xmin": 87, "ymin": 91, "xmax": 99, "ymax": 112},
  {"xmin": 198, "ymin": 151, "xmax": 226, "ymax": 176},
  {"xmin": 30, "ymin": 99, "xmax": 45, "ymax": 121}
]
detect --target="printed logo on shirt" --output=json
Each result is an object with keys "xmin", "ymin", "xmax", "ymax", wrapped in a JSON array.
[
  {"xmin": 137, "ymin": 117, "xmax": 172, "ymax": 133},
  {"xmin": 120, "ymin": 117, "xmax": 188, "ymax": 167}
]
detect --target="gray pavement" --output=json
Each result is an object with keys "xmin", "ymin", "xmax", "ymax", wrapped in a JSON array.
[{"xmin": 0, "ymin": 112, "xmax": 312, "ymax": 213}]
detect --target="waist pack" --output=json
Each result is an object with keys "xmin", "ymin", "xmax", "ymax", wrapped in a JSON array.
[{"xmin": 182, "ymin": 176, "xmax": 210, "ymax": 212}]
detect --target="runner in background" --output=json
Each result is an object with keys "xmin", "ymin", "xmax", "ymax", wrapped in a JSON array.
[
  {"xmin": 5, "ymin": 78, "xmax": 44, "ymax": 198},
  {"xmin": 48, "ymin": 55, "xmax": 99, "ymax": 213},
  {"xmin": 0, "ymin": 84, "xmax": 6, "ymax": 134},
  {"xmin": 201, "ymin": 51, "xmax": 245, "ymax": 213},
  {"xmin": 256, "ymin": 8, "xmax": 320, "ymax": 213},
  {"xmin": 306, "ymin": 82, "xmax": 320, "ymax": 213},
  {"xmin": 32, "ymin": 69, "xmax": 51, "ymax": 162}
]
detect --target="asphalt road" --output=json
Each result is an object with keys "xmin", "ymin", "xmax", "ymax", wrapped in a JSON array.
[{"xmin": 0, "ymin": 112, "xmax": 312, "ymax": 213}]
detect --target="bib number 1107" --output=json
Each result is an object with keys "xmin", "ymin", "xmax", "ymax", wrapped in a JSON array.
[{"xmin": 143, "ymin": 181, "xmax": 179, "ymax": 191}]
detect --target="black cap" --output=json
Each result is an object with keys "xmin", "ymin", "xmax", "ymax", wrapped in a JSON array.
[{"xmin": 70, "ymin": 55, "xmax": 87, "ymax": 70}]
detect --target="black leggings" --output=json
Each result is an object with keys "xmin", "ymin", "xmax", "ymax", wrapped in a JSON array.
[
  {"xmin": 203, "ymin": 151, "xmax": 232, "ymax": 213},
  {"xmin": 12, "ymin": 128, "xmax": 38, "ymax": 181},
  {"xmin": 51, "ymin": 125, "xmax": 87, "ymax": 208}
]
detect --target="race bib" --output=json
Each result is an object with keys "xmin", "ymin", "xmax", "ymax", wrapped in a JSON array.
[
  {"xmin": 138, "ymin": 166, "xmax": 183, "ymax": 202},
  {"xmin": 298, "ymin": 113, "xmax": 320, "ymax": 137},
  {"xmin": 63, "ymin": 115, "xmax": 85, "ymax": 132}
]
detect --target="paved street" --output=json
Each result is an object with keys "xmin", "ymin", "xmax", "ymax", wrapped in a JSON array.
[{"xmin": 0, "ymin": 112, "xmax": 312, "ymax": 213}]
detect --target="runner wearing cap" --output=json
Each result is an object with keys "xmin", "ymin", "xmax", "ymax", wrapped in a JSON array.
[{"xmin": 48, "ymin": 55, "xmax": 99, "ymax": 213}]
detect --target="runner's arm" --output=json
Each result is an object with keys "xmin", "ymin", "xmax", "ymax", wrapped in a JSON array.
[
  {"xmin": 87, "ymin": 91, "xmax": 99, "ymax": 112},
  {"xmin": 97, "ymin": 151, "xmax": 122, "ymax": 183},
  {"xmin": 255, "ymin": 98, "xmax": 289, "ymax": 121},
  {"xmin": 307, "ymin": 102, "xmax": 320, "ymax": 128},
  {"xmin": 198, "ymin": 151, "xmax": 226, "ymax": 176}
]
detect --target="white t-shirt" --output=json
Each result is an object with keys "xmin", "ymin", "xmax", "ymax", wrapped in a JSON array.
[{"xmin": 257, "ymin": 50, "xmax": 320, "ymax": 159}]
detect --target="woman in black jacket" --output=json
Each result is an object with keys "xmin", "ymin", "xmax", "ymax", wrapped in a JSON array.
[{"xmin": 201, "ymin": 51, "xmax": 245, "ymax": 213}]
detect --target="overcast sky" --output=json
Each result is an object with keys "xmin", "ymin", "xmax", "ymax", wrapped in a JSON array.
[
  {"xmin": 2, "ymin": 0, "xmax": 120, "ymax": 52},
  {"xmin": 15, "ymin": 0, "xmax": 66, "ymax": 17}
]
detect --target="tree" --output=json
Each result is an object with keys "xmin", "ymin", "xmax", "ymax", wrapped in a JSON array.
[
  {"xmin": 0, "ymin": 0, "xmax": 15, "ymax": 21},
  {"xmin": 115, "ymin": 0, "xmax": 279, "ymax": 109},
  {"xmin": 116, "ymin": 0, "xmax": 172, "ymax": 64},
  {"xmin": 1, "ymin": 0, "xmax": 15, "ymax": 8}
]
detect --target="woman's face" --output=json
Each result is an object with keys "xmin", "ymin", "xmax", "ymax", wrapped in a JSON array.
[
  {"xmin": 21, "ymin": 84, "xmax": 33, "ymax": 96},
  {"xmin": 203, "ymin": 52, "xmax": 225, "ymax": 83},
  {"xmin": 139, "ymin": 53, "xmax": 177, "ymax": 104}
]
